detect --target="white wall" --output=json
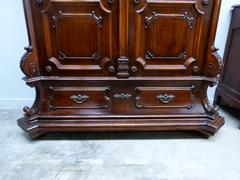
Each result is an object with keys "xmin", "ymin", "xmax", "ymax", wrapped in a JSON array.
[
  {"xmin": 0, "ymin": 0, "xmax": 239, "ymax": 109},
  {"xmin": 208, "ymin": 0, "xmax": 240, "ymax": 101},
  {"xmin": 0, "ymin": 0, "xmax": 34, "ymax": 108}
]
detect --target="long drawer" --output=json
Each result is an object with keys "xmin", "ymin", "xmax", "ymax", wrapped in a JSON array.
[{"xmin": 38, "ymin": 81, "xmax": 205, "ymax": 116}]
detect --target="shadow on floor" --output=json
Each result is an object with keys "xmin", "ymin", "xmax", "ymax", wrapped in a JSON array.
[
  {"xmin": 221, "ymin": 105, "xmax": 240, "ymax": 120},
  {"xmin": 34, "ymin": 131, "xmax": 203, "ymax": 141}
]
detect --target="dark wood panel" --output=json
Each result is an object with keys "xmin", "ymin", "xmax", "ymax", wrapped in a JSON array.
[
  {"xmin": 128, "ymin": 0, "xmax": 214, "ymax": 76},
  {"xmin": 215, "ymin": 6, "xmax": 240, "ymax": 109}
]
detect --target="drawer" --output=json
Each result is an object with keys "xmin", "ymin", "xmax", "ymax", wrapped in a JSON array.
[
  {"xmin": 135, "ymin": 86, "xmax": 195, "ymax": 109},
  {"xmin": 47, "ymin": 86, "xmax": 111, "ymax": 111}
]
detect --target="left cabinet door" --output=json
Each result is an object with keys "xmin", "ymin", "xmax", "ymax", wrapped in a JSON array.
[{"xmin": 32, "ymin": 0, "xmax": 118, "ymax": 76}]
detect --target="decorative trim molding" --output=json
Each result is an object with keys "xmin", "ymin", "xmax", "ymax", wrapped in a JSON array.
[
  {"xmin": 145, "ymin": 50, "xmax": 187, "ymax": 60},
  {"xmin": 58, "ymin": 51, "xmax": 100, "ymax": 61},
  {"xmin": 144, "ymin": 11, "xmax": 195, "ymax": 29},
  {"xmin": 90, "ymin": 11, "xmax": 103, "ymax": 28},
  {"xmin": 51, "ymin": 10, "xmax": 103, "ymax": 29}
]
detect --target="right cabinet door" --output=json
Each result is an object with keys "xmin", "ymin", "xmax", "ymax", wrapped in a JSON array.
[{"xmin": 128, "ymin": 0, "xmax": 213, "ymax": 76}]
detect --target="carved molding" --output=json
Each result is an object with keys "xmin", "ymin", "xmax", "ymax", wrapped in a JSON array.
[
  {"xmin": 99, "ymin": 0, "xmax": 114, "ymax": 14},
  {"xmin": 136, "ymin": 56, "xmax": 197, "ymax": 72},
  {"xmin": 144, "ymin": 11, "xmax": 195, "ymax": 29},
  {"xmin": 58, "ymin": 51, "xmax": 100, "ymax": 61},
  {"xmin": 48, "ymin": 55, "xmax": 115, "ymax": 73},
  {"xmin": 90, "ymin": 11, "xmax": 103, "ymax": 28},
  {"xmin": 117, "ymin": 56, "xmax": 130, "ymax": 78},
  {"xmin": 48, "ymin": 57, "xmax": 102, "ymax": 71},
  {"xmin": 51, "ymin": 10, "xmax": 102, "ymax": 29},
  {"xmin": 145, "ymin": 50, "xmax": 187, "ymax": 60}
]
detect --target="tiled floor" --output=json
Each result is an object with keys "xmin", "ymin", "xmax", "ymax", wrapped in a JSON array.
[{"xmin": 0, "ymin": 108, "xmax": 240, "ymax": 180}]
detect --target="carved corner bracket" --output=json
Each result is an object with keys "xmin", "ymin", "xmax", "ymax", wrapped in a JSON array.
[
  {"xmin": 206, "ymin": 46, "xmax": 223, "ymax": 78},
  {"xmin": 201, "ymin": 81, "xmax": 219, "ymax": 116},
  {"xmin": 20, "ymin": 46, "xmax": 38, "ymax": 77}
]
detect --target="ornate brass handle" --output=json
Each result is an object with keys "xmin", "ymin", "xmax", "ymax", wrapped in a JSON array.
[
  {"xmin": 114, "ymin": 93, "xmax": 132, "ymax": 100},
  {"xmin": 70, "ymin": 94, "xmax": 89, "ymax": 104},
  {"xmin": 156, "ymin": 94, "xmax": 175, "ymax": 104}
]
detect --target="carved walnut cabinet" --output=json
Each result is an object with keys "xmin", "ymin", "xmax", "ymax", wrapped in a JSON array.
[{"xmin": 19, "ymin": 0, "xmax": 224, "ymax": 138}]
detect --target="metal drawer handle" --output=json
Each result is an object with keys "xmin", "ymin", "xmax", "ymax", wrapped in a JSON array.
[
  {"xmin": 114, "ymin": 93, "xmax": 132, "ymax": 100},
  {"xmin": 70, "ymin": 94, "xmax": 89, "ymax": 104},
  {"xmin": 156, "ymin": 94, "xmax": 175, "ymax": 104}
]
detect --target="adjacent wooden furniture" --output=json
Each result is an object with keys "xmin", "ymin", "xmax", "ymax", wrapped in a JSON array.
[
  {"xmin": 215, "ymin": 5, "xmax": 240, "ymax": 110},
  {"xmin": 18, "ymin": 0, "xmax": 224, "ymax": 138}
]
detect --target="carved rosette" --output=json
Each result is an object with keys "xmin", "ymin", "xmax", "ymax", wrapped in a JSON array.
[{"xmin": 35, "ymin": 0, "xmax": 43, "ymax": 4}]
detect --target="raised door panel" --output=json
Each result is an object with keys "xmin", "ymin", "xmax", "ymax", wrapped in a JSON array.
[
  {"xmin": 129, "ymin": 0, "xmax": 212, "ymax": 76},
  {"xmin": 38, "ymin": 0, "xmax": 118, "ymax": 76}
]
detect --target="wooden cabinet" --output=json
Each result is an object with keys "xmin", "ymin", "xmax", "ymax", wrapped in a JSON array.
[
  {"xmin": 18, "ymin": 0, "xmax": 224, "ymax": 138},
  {"xmin": 215, "ymin": 5, "xmax": 240, "ymax": 110}
]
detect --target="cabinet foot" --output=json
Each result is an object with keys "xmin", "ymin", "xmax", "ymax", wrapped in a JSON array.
[{"xmin": 18, "ymin": 117, "xmax": 46, "ymax": 139}]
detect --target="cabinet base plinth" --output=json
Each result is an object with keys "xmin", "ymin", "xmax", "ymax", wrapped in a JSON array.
[{"xmin": 18, "ymin": 116, "xmax": 224, "ymax": 139}]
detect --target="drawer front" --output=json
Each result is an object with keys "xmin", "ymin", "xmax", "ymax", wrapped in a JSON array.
[
  {"xmin": 135, "ymin": 86, "xmax": 195, "ymax": 110},
  {"xmin": 39, "ymin": 81, "xmax": 202, "ymax": 116},
  {"xmin": 48, "ymin": 86, "xmax": 111, "ymax": 111}
]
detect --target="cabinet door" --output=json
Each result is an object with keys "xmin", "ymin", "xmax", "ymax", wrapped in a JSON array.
[
  {"xmin": 128, "ymin": 0, "xmax": 212, "ymax": 76},
  {"xmin": 38, "ymin": 0, "xmax": 118, "ymax": 76}
]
